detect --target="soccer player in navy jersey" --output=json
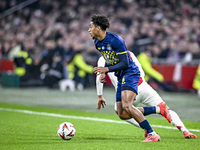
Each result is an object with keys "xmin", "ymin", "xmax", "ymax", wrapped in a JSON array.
[{"xmin": 88, "ymin": 14, "xmax": 162, "ymax": 142}]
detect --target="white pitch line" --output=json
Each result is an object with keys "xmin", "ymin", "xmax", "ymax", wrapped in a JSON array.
[{"xmin": 0, "ymin": 107, "xmax": 199, "ymax": 133}]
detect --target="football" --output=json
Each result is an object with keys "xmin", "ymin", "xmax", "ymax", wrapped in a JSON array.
[{"xmin": 57, "ymin": 122, "xmax": 76, "ymax": 140}]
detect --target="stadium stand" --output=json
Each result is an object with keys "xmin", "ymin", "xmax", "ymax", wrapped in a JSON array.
[{"xmin": 0, "ymin": 0, "xmax": 199, "ymax": 91}]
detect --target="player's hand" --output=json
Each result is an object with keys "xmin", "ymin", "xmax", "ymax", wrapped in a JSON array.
[
  {"xmin": 97, "ymin": 95, "xmax": 107, "ymax": 109},
  {"xmin": 94, "ymin": 67, "xmax": 109, "ymax": 75},
  {"xmin": 100, "ymin": 74, "xmax": 106, "ymax": 83}
]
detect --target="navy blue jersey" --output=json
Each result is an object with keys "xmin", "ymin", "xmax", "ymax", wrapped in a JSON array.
[{"xmin": 94, "ymin": 32, "xmax": 140, "ymax": 80}]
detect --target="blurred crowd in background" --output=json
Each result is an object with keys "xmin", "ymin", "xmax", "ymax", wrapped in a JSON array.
[{"xmin": 0, "ymin": 0, "xmax": 200, "ymax": 91}]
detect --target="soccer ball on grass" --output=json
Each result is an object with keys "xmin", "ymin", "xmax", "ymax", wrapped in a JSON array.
[{"xmin": 57, "ymin": 122, "xmax": 76, "ymax": 140}]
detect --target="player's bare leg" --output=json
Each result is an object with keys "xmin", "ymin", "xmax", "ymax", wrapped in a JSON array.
[
  {"xmin": 121, "ymin": 90, "xmax": 145, "ymax": 123},
  {"xmin": 115, "ymin": 102, "xmax": 141, "ymax": 128},
  {"xmin": 117, "ymin": 90, "xmax": 160, "ymax": 142}
]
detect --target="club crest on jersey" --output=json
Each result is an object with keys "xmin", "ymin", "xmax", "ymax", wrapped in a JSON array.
[
  {"xmin": 102, "ymin": 46, "xmax": 105, "ymax": 50},
  {"xmin": 104, "ymin": 54, "xmax": 110, "ymax": 59}
]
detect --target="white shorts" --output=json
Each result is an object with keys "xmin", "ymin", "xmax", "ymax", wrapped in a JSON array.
[{"xmin": 134, "ymin": 81, "xmax": 163, "ymax": 107}]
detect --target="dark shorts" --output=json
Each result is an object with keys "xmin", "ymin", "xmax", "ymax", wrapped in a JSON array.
[{"xmin": 116, "ymin": 73, "xmax": 140, "ymax": 102}]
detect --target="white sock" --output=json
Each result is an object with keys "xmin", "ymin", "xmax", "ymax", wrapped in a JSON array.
[
  {"xmin": 169, "ymin": 110, "xmax": 188, "ymax": 133},
  {"xmin": 148, "ymin": 131, "xmax": 157, "ymax": 135},
  {"xmin": 125, "ymin": 118, "xmax": 140, "ymax": 128},
  {"xmin": 155, "ymin": 106, "xmax": 160, "ymax": 114}
]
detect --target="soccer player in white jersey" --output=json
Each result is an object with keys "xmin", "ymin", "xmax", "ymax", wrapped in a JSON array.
[{"xmin": 96, "ymin": 51, "xmax": 197, "ymax": 139}]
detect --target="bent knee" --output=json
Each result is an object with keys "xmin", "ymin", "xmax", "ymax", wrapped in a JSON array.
[
  {"xmin": 122, "ymin": 104, "xmax": 132, "ymax": 112},
  {"xmin": 118, "ymin": 113, "xmax": 127, "ymax": 120},
  {"xmin": 117, "ymin": 110, "xmax": 131, "ymax": 120}
]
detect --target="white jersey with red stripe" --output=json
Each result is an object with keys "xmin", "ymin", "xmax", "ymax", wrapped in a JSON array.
[
  {"xmin": 96, "ymin": 51, "xmax": 163, "ymax": 106},
  {"xmin": 127, "ymin": 51, "xmax": 145, "ymax": 82}
]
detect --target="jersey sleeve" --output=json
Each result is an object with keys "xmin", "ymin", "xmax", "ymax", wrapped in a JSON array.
[
  {"xmin": 96, "ymin": 73, "xmax": 104, "ymax": 95},
  {"xmin": 111, "ymin": 35, "xmax": 127, "ymax": 53},
  {"xmin": 97, "ymin": 56, "xmax": 106, "ymax": 67},
  {"xmin": 107, "ymin": 36, "xmax": 129, "ymax": 72},
  {"xmin": 96, "ymin": 57, "xmax": 105, "ymax": 95},
  {"xmin": 108, "ymin": 53, "xmax": 129, "ymax": 72}
]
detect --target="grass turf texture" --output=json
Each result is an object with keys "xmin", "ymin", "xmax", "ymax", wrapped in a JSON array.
[
  {"xmin": 0, "ymin": 103, "xmax": 199, "ymax": 150},
  {"xmin": 1, "ymin": 87, "xmax": 200, "ymax": 122}
]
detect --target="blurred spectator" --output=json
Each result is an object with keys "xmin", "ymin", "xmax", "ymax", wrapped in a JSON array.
[
  {"xmin": 1, "ymin": 41, "xmax": 11, "ymax": 58},
  {"xmin": 158, "ymin": 41, "xmax": 171, "ymax": 59},
  {"xmin": 38, "ymin": 38, "xmax": 57, "ymax": 67},
  {"xmin": 40, "ymin": 51, "xmax": 65, "ymax": 89},
  {"xmin": 137, "ymin": 48, "xmax": 175, "ymax": 92},
  {"xmin": 55, "ymin": 37, "xmax": 69, "ymax": 79},
  {"xmin": 8, "ymin": 40, "xmax": 21, "ymax": 60},
  {"xmin": 14, "ymin": 47, "xmax": 32, "ymax": 80},
  {"xmin": 38, "ymin": 37, "xmax": 68, "ymax": 79},
  {"xmin": 137, "ymin": 48, "xmax": 164, "ymax": 83},
  {"xmin": 193, "ymin": 64, "xmax": 200, "ymax": 98},
  {"xmin": 67, "ymin": 43, "xmax": 93, "ymax": 91},
  {"xmin": 183, "ymin": 42, "xmax": 200, "ymax": 63},
  {"xmin": 166, "ymin": 41, "xmax": 179, "ymax": 64},
  {"xmin": 13, "ymin": 43, "xmax": 41, "ymax": 86}
]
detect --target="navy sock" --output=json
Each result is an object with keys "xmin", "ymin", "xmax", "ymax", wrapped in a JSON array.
[
  {"xmin": 143, "ymin": 106, "xmax": 156, "ymax": 116},
  {"xmin": 139, "ymin": 120, "xmax": 154, "ymax": 134}
]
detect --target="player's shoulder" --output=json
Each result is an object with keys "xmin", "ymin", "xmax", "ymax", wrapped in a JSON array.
[
  {"xmin": 107, "ymin": 32, "xmax": 122, "ymax": 40},
  {"xmin": 107, "ymin": 32, "xmax": 124, "ymax": 46}
]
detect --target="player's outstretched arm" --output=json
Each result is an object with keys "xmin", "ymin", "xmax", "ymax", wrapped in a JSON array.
[
  {"xmin": 97, "ymin": 95, "xmax": 107, "ymax": 109},
  {"xmin": 96, "ymin": 73, "xmax": 107, "ymax": 109},
  {"xmin": 96, "ymin": 57, "xmax": 107, "ymax": 110}
]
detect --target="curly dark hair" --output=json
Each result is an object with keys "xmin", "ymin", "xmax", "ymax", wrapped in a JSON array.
[{"xmin": 91, "ymin": 14, "xmax": 110, "ymax": 31}]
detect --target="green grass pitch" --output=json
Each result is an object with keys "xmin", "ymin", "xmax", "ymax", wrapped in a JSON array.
[{"xmin": 0, "ymin": 87, "xmax": 200, "ymax": 150}]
